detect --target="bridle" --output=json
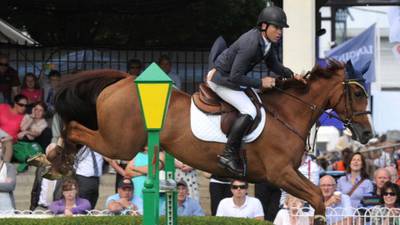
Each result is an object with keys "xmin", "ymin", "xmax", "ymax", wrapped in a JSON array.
[
  {"xmin": 269, "ymin": 73, "xmax": 371, "ymax": 148},
  {"xmin": 327, "ymin": 79, "xmax": 371, "ymax": 128}
]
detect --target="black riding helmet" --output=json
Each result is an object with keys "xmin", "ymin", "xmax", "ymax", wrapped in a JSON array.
[{"xmin": 257, "ymin": 6, "xmax": 289, "ymax": 29}]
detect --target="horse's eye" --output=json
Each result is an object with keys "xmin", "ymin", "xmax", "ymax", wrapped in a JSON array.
[{"xmin": 354, "ymin": 91, "xmax": 363, "ymax": 97}]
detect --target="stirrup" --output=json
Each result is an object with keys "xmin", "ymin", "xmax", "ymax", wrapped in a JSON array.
[{"xmin": 217, "ymin": 155, "xmax": 246, "ymax": 177}]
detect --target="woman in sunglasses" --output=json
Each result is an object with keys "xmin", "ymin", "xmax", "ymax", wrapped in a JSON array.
[
  {"xmin": 371, "ymin": 181, "xmax": 400, "ymax": 225},
  {"xmin": 0, "ymin": 94, "xmax": 27, "ymax": 162}
]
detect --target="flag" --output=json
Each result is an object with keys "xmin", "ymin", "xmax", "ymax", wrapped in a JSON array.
[{"xmin": 325, "ymin": 24, "xmax": 376, "ymax": 84}]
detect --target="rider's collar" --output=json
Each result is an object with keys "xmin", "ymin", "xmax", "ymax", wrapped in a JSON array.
[{"xmin": 261, "ymin": 34, "xmax": 271, "ymax": 55}]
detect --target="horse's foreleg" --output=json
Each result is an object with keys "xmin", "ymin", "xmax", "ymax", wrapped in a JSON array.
[{"xmin": 274, "ymin": 166, "xmax": 326, "ymax": 225}]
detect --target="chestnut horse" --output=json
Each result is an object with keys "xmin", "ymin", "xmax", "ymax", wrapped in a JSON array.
[{"xmin": 52, "ymin": 60, "xmax": 372, "ymax": 224}]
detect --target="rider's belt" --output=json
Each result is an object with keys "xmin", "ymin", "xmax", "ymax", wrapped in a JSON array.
[{"xmin": 207, "ymin": 68, "xmax": 217, "ymax": 81}]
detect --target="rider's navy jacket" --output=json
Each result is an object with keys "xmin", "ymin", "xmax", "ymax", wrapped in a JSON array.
[{"xmin": 212, "ymin": 28, "xmax": 293, "ymax": 90}]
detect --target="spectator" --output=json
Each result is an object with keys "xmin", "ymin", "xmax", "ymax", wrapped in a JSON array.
[
  {"xmin": 105, "ymin": 177, "xmax": 142, "ymax": 216},
  {"xmin": 208, "ymin": 174, "xmax": 232, "ymax": 216},
  {"xmin": 216, "ymin": 179, "xmax": 264, "ymax": 220},
  {"xmin": 41, "ymin": 70, "xmax": 61, "ymax": 115},
  {"xmin": 175, "ymin": 159, "xmax": 199, "ymax": 200},
  {"xmin": 158, "ymin": 55, "xmax": 182, "ymax": 90},
  {"xmin": 110, "ymin": 159, "xmax": 127, "ymax": 193},
  {"xmin": 17, "ymin": 101, "xmax": 48, "ymax": 141},
  {"xmin": 0, "ymin": 94, "xmax": 27, "ymax": 162},
  {"xmin": 320, "ymin": 175, "xmax": 353, "ymax": 225},
  {"xmin": 255, "ymin": 181, "xmax": 281, "ymax": 221},
  {"xmin": 371, "ymin": 182, "xmax": 400, "ymax": 225},
  {"xmin": 125, "ymin": 146, "xmax": 165, "ymax": 199},
  {"xmin": 337, "ymin": 152, "xmax": 373, "ymax": 208},
  {"xmin": 74, "ymin": 146, "xmax": 104, "ymax": 209},
  {"xmin": 13, "ymin": 102, "xmax": 48, "ymax": 172},
  {"xmin": 49, "ymin": 178, "xmax": 91, "ymax": 215},
  {"xmin": 29, "ymin": 114, "xmax": 65, "ymax": 210},
  {"xmin": 273, "ymin": 194, "xmax": 310, "ymax": 225},
  {"xmin": 176, "ymin": 179, "xmax": 204, "ymax": 216},
  {"xmin": 0, "ymin": 53, "xmax": 20, "ymax": 104},
  {"xmin": 385, "ymin": 165, "xmax": 400, "ymax": 185},
  {"xmin": 332, "ymin": 147, "xmax": 353, "ymax": 172},
  {"xmin": 127, "ymin": 59, "xmax": 143, "ymax": 76},
  {"xmin": 0, "ymin": 148, "xmax": 17, "ymax": 211},
  {"xmin": 362, "ymin": 168, "xmax": 391, "ymax": 207},
  {"xmin": 20, "ymin": 73, "xmax": 42, "ymax": 106}
]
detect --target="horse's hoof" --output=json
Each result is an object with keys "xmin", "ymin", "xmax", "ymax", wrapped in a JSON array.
[
  {"xmin": 27, "ymin": 153, "xmax": 52, "ymax": 168},
  {"xmin": 314, "ymin": 215, "xmax": 327, "ymax": 225}
]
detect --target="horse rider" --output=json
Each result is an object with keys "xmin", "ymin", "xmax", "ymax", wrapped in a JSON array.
[{"xmin": 207, "ymin": 6, "xmax": 306, "ymax": 177}]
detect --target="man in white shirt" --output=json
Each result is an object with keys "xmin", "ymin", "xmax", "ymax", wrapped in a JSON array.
[
  {"xmin": 216, "ymin": 179, "xmax": 264, "ymax": 220},
  {"xmin": 74, "ymin": 146, "xmax": 104, "ymax": 209}
]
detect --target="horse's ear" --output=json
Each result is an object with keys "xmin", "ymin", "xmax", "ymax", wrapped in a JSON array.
[
  {"xmin": 360, "ymin": 61, "xmax": 371, "ymax": 75},
  {"xmin": 345, "ymin": 60, "xmax": 355, "ymax": 78}
]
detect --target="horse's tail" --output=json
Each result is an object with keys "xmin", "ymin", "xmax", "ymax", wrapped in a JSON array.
[{"xmin": 54, "ymin": 69, "xmax": 128, "ymax": 130}]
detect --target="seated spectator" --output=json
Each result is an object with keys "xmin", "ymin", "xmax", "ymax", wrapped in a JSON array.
[
  {"xmin": 0, "ymin": 53, "xmax": 20, "ymax": 104},
  {"xmin": 49, "ymin": 178, "xmax": 91, "ymax": 215},
  {"xmin": 20, "ymin": 73, "xmax": 42, "ymax": 107},
  {"xmin": 125, "ymin": 146, "xmax": 164, "ymax": 199},
  {"xmin": 216, "ymin": 179, "xmax": 264, "ymax": 220},
  {"xmin": 105, "ymin": 177, "xmax": 142, "ymax": 215},
  {"xmin": 385, "ymin": 165, "xmax": 400, "ymax": 185},
  {"xmin": 0, "ymin": 148, "xmax": 17, "ymax": 211},
  {"xmin": 158, "ymin": 55, "xmax": 182, "ymax": 89},
  {"xmin": 337, "ymin": 152, "xmax": 373, "ymax": 208},
  {"xmin": 371, "ymin": 182, "xmax": 400, "ymax": 225},
  {"xmin": 176, "ymin": 179, "xmax": 204, "ymax": 216},
  {"xmin": 175, "ymin": 159, "xmax": 199, "ymax": 200},
  {"xmin": 17, "ymin": 102, "xmax": 48, "ymax": 141},
  {"xmin": 320, "ymin": 175, "xmax": 353, "ymax": 225},
  {"xmin": 13, "ymin": 102, "xmax": 48, "ymax": 172},
  {"xmin": 0, "ymin": 94, "xmax": 27, "ymax": 162},
  {"xmin": 362, "ymin": 168, "xmax": 391, "ymax": 207},
  {"xmin": 127, "ymin": 59, "xmax": 143, "ymax": 76},
  {"xmin": 274, "ymin": 194, "xmax": 310, "ymax": 225}
]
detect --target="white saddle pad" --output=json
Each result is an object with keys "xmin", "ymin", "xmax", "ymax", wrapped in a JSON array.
[{"xmin": 190, "ymin": 99, "xmax": 266, "ymax": 143}]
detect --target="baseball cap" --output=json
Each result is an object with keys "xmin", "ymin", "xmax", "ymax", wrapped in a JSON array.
[
  {"xmin": 118, "ymin": 178, "xmax": 133, "ymax": 189},
  {"xmin": 177, "ymin": 179, "xmax": 187, "ymax": 187}
]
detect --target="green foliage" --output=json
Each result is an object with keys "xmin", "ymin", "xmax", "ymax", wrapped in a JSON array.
[{"xmin": 0, "ymin": 216, "xmax": 273, "ymax": 225}]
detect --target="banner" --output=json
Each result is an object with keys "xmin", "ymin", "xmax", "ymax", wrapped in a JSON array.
[{"xmin": 325, "ymin": 24, "xmax": 376, "ymax": 84}]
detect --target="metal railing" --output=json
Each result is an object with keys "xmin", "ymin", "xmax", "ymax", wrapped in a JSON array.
[{"xmin": 0, "ymin": 45, "xmax": 268, "ymax": 94}]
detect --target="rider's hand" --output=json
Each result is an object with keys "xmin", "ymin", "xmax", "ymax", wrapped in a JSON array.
[
  {"xmin": 293, "ymin": 74, "xmax": 307, "ymax": 84},
  {"xmin": 261, "ymin": 77, "xmax": 276, "ymax": 89}
]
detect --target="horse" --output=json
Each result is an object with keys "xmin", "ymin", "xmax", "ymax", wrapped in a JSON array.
[{"xmin": 48, "ymin": 60, "xmax": 372, "ymax": 224}]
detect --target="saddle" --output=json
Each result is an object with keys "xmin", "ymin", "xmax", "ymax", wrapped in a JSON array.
[{"xmin": 192, "ymin": 83, "xmax": 263, "ymax": 135}]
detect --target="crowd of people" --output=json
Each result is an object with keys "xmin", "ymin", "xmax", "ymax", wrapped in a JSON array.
[{"xmin": 1, "ymin": 50, "xmax": 400, "ymax": 225}]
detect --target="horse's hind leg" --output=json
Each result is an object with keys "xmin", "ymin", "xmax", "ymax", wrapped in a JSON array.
[
  {"xmin": 66, "ymin": 121, "xmax": 104, "ymax": 150},
  {"xmin": 275, "ymin": 166, "xmax": 326, "ymax": 225}
]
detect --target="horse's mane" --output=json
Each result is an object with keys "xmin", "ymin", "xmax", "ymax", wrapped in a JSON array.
[
  {"xmin": 55, "ymin": 69, "xmax": 128, "ymax": 129},
  {"xmin": 270, "ymin": 60, "xmax": 344, "ymax": 94}
]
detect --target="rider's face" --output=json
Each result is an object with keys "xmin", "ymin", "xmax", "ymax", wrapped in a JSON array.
[{"xmin": 264, "ymin": 24, "xmax": 282, "ymax": 43}]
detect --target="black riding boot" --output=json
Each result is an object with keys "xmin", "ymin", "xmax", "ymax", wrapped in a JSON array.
[{"xmin": 218, "ymin": 114, "xmax": 253, "ymax": 177}]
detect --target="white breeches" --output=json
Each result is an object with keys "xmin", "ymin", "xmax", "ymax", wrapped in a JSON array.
[{"xmin": 207, "ymin": 80, "xmax": 257, "ymax": 120}]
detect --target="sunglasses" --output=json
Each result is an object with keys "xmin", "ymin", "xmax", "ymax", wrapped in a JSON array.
[
  {"xmin": 130, "ymin": 66, "xmax": 141, "ymax": 69},
  {"xmin": 0, "ymin": 63, "xmax": 9, "ymax": 67},
  {"xmin": 16, "ymin": 102, "xmax": 27, "ymax": 107},
  {"xmin": 231, "ymin": 185, "xmax": 248, "ymax": 190},
  {"xmin": 383, "ymin": 192, "xmax": 396, "ymax": 197}
]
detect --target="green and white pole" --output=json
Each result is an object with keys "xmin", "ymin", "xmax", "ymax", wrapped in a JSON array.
[{"xmin": 135, "ymin": 63, "xmax": 173, "ymax": 225}]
